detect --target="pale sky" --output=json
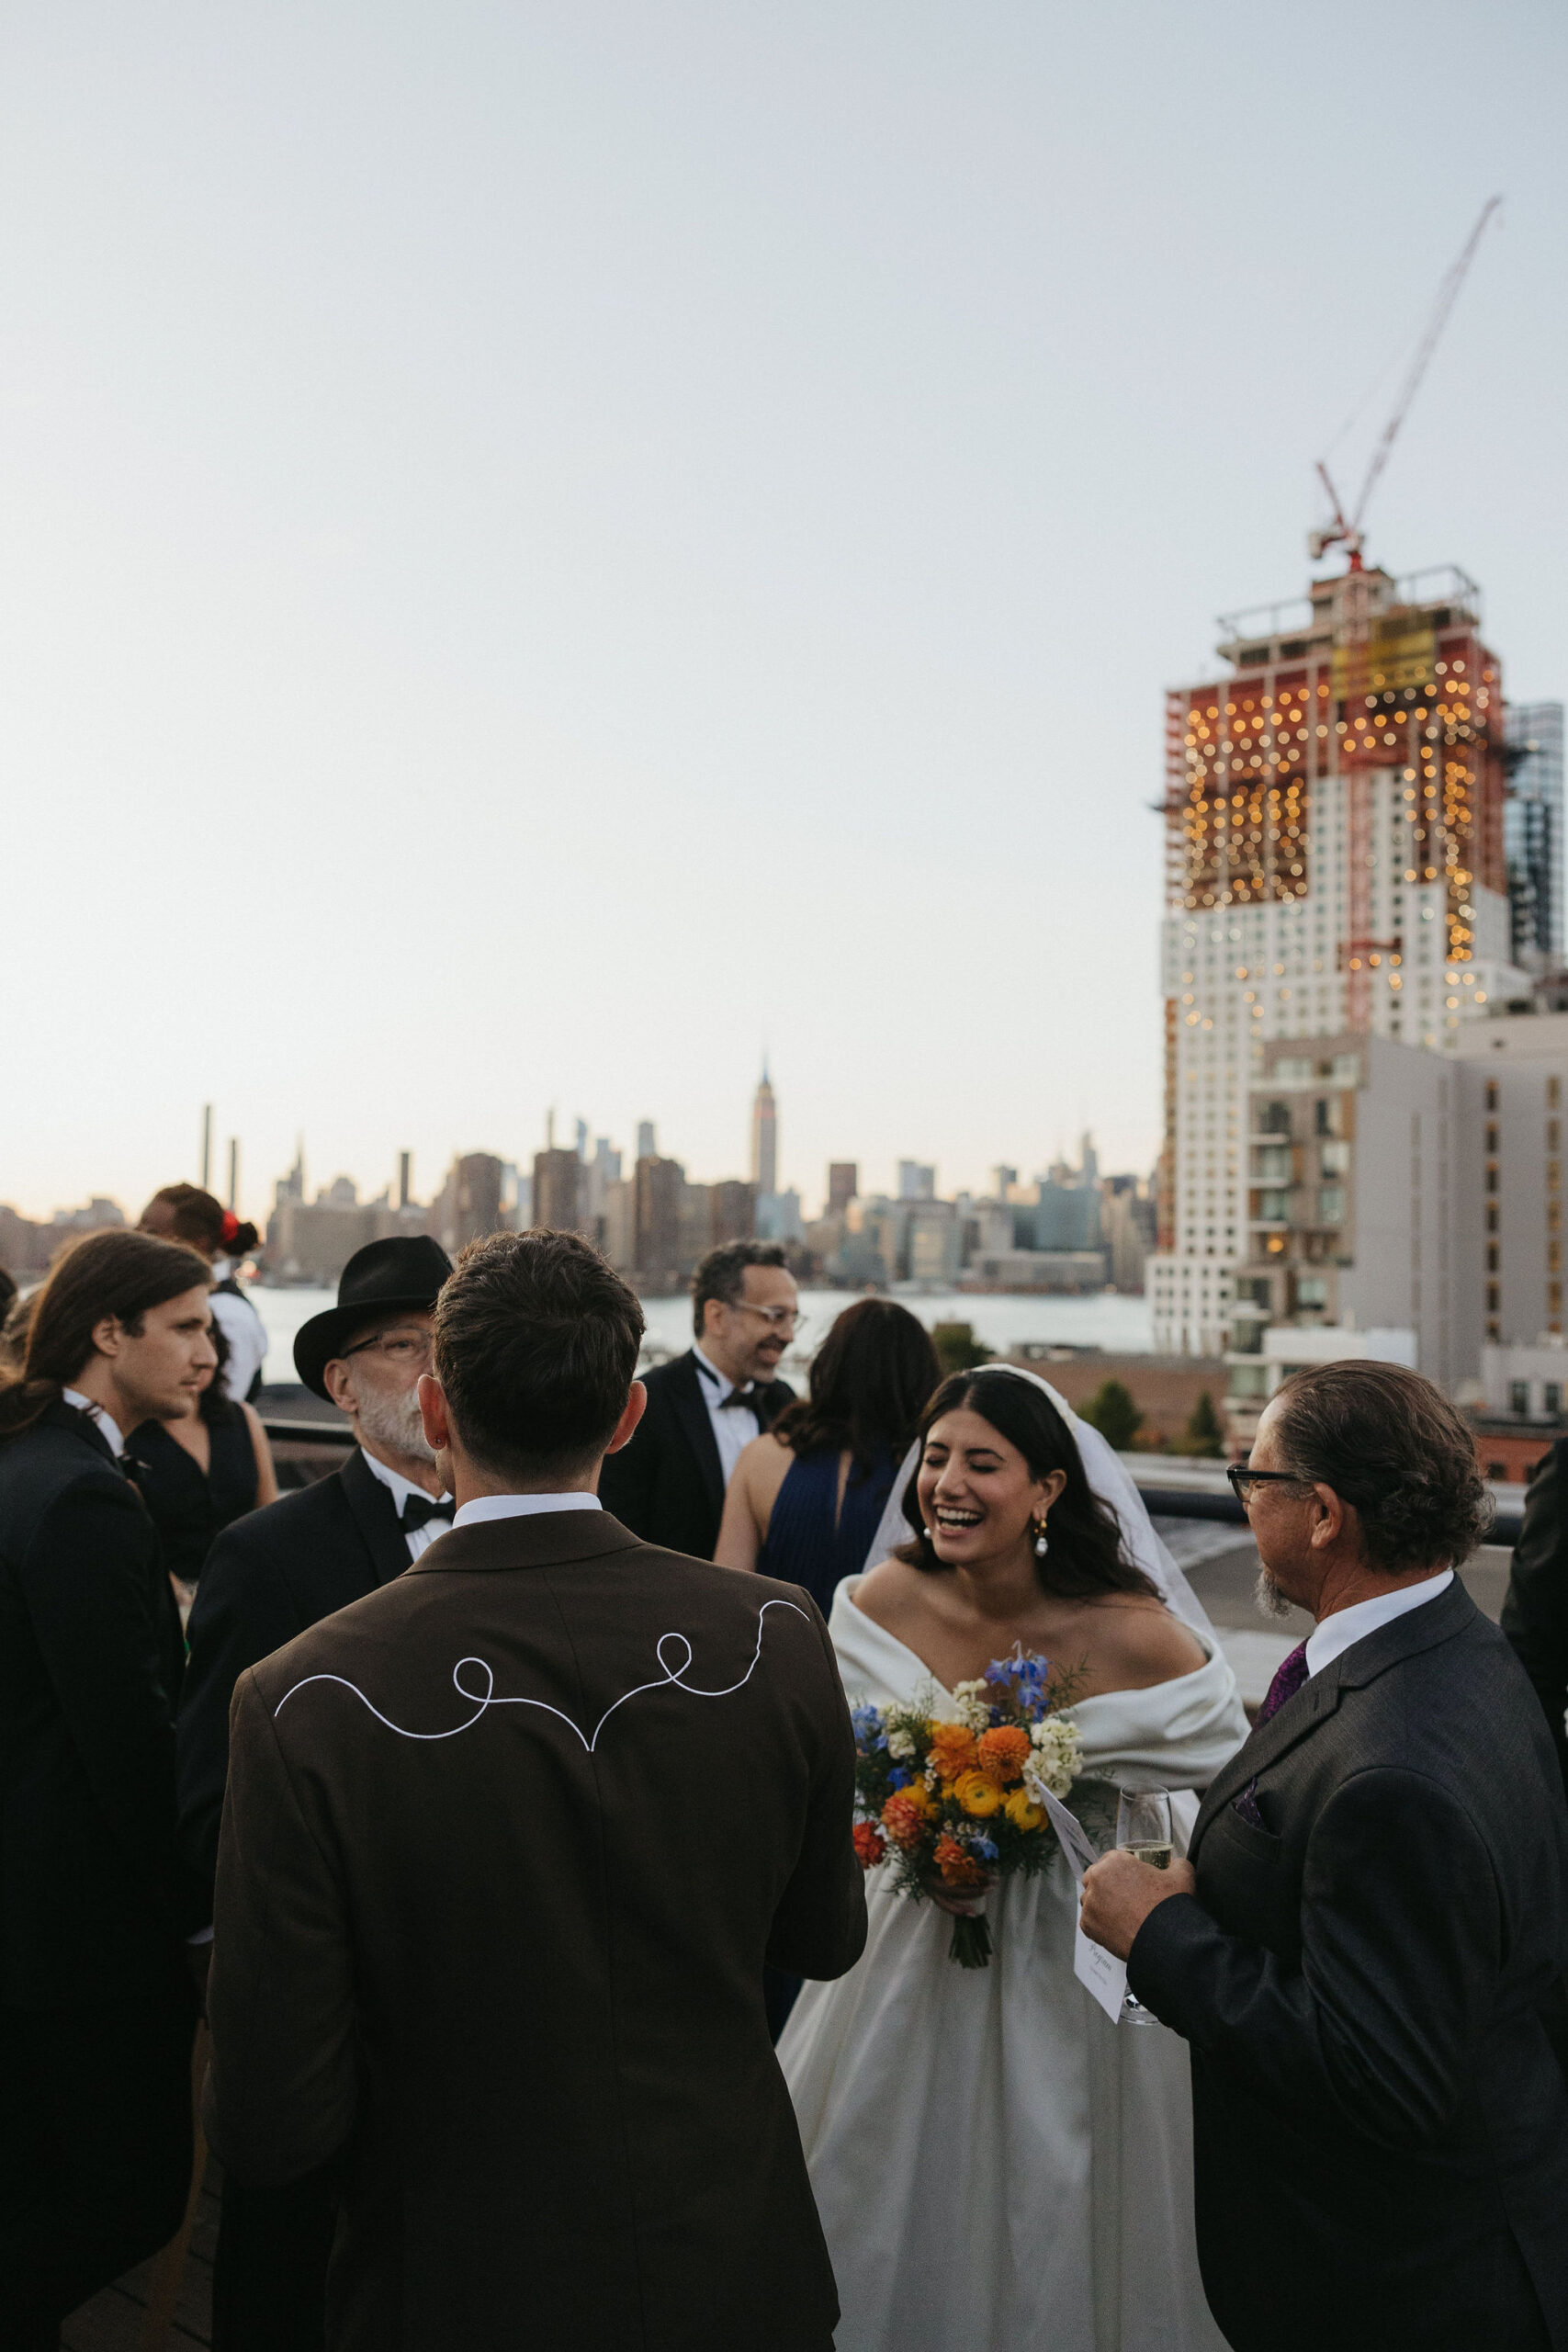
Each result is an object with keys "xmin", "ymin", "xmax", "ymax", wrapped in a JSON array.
[{"xmin": 2, "ymin": 0, "xmax": 1563, "ymax": 1223}]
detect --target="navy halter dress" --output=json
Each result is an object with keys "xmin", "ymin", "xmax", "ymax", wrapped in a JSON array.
[{"xmin": 758, "ymin": 1442, "xmax": 904, "ymax": 1613}]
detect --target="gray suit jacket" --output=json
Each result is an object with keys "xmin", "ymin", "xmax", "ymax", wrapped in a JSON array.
[{"xmin": 1130, "ymin": 1578, "xmax": 1568, "ymax": 2352}]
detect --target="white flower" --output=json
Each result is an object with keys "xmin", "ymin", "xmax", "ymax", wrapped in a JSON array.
[
  {"xmin": 949, "ymin": 1678, "xmax": 992, "ymax": 1732},
  {"xmin": 886, "ymin": 1726, "xmax": 917, "ymax": 1761},
  {"xmin": 1022, "ymin": 1713, "xmax": 1082, "ymax": 1800}
]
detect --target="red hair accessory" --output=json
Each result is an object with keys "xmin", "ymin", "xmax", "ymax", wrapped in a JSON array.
[{"xmin": 221, "ymin": 1210, "xmax": 241, "ymax": 1245}]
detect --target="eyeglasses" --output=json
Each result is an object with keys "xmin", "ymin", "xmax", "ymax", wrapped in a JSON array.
[
  {"xmin": 341, "ymin": 1327, "xmax": 434, "ymax": 1368},
  {"xmin": 1225, "ymin": 1465, "xmax": 1308, "ymax": 1505},
  {"xmin": 727, "ymin": 1303, "xmax": 800, "ymax": 1331}
]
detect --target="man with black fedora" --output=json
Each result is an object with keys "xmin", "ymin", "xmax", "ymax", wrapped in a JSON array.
[{"xmin": 178, "ymin": 1232, "xmax": 452, "ymax": 2352}]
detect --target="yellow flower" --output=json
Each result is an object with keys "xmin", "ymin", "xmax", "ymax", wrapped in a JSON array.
[
  {"xmin": 953, "ymin": 1769, "xmax": 1003, "ymax": 1819},
  {"xmin": 1004, "ymin": 1787, "xmax": 1046, "ymax": 1832}
]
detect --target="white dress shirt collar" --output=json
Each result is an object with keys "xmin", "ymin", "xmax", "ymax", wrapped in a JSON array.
[
  {"xmin": 62, "ymin": 1386, "xmax": 126, "ymax": 1461},
  {"xmin": 359, "ymin": 1446, "xmax": 455, "ymax": 1561},
  {"xmin": 1304, "ymin": 1567, "xmax": 1454, "ymax": 1679},
  {"xmin": 452, "ymin": 1491, "xmax": 603, "ymax": 1532},
  {"xmin": 692, "ymin": 1345, "xmax": 759, "ymax": 1491}
]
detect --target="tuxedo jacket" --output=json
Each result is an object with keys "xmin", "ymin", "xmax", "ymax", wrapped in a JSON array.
[
  {"xmin": 1129, "ymin": 1579, "xmax": 1568, "ymax": 2352},
  {"xmin": 0, "ymin": 1401, "xmax": 199, "ymax": 2007},
  {"xmin": 598, "ymin": 1350, "xmax": 795, "ymax": 1559},
  {"xmin": 204, "ymin": 1509, "xmax": 865, "ymax": 2352},
  {"xmin": 1504, "ymin": 1436, "xmax": 1568, "ymax": 1797},
  {"xmin": 178, "ymin": 1446, "xmax": 410, "ymax": 1909}
]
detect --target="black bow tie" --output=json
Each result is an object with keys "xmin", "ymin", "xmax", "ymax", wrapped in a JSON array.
[
  {"xmin": 719, "ymin": 1387, "xmax": 758, "ymax": 1413},
  {"xmin": 400, "ymin": 1493, "xmax": 456, "ymax": 1534}
]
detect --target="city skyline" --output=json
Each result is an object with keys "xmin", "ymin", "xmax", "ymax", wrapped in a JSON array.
[
  {"xmin": 0, "ymin": 5, "xmax": 1562, "ymax": 1223},
  {"xmin": 0, "ymin": 1089, "xmax": 1144, "ymax": 1232}
]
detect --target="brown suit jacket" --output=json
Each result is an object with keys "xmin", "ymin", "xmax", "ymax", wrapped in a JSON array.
[{"xmin": 204, "ymin": 1508, "xmax": 866, "ymax": 2352}]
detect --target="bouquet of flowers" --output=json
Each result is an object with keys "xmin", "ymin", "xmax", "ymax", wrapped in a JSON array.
[{"xmin": 850, "ymin": 1648, "xmax": 1083, "ymax": 1967}]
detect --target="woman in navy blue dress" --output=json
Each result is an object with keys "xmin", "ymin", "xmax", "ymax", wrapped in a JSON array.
[{"xmin": 716, "ymin": 1299, "xmax": 940, "ymax": 1612}]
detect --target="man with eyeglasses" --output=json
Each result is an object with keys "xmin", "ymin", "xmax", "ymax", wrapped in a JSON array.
[
  {"xmin": 177, "ymin": 1233, "xmax": 453, "ymax": 2352},
  {"xmin": 1080, "ymin": 1360, "xmax": 1568, "ymax": 2352},
  {"xmin": 600, "ymin": 1241, "xmax": 799, "ymax": 1560}
]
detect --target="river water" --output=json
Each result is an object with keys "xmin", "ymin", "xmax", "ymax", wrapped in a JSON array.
[{"xmin": 252, "ymin": 1284, "xmax": 1153, "ymax": 1388}]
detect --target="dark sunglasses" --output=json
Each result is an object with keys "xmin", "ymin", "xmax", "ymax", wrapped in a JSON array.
[{"xmin": 1225, "ymin": 1465, "xmax": 1309, "ymax": 1505}]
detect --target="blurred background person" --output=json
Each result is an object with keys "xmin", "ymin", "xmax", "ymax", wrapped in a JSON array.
[
  {"xmin": 716, "ymin": 1298, "xmax": 939, "ymax": 1612},
  {"xmin": 1503, "ymin": 1438, "xmax": 1568, "ymax": 1800},
  {"xmin": 129, "ymin": 1319, "xmax": 278, "ymax": 1620},
  {"xmin": 0, "ymin": 1285, "xmax": 38, "ymax": 1376},
  {"xmin": 0, "ymin": 1230, "xmax": 214, "ymax": 2347},
  {"xmin": 140, "ymin": 1184, "xmax": 266, "ymax": 1403},
  {"xmin": 600, "ymin": 1240, "xmax": 798, "ymax": 1556},
  {"xmin": 177, "ymin": 1232, "xmax": 452, "ymax": 2352}
]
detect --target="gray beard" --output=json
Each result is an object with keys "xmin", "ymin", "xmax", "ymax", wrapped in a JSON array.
[
  {"xmin": 1255, "ymin": 1564, "xmax": 1296, "ymax": 1620},
  {"xmin": 352, "ymin": 1379, "xmax": 437, "ymax": 1469}
]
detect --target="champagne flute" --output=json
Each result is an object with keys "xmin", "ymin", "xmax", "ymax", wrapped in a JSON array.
[{"xmin": 1115, "ymin": 1787, "xmax": 1172, "ymax": 2026}]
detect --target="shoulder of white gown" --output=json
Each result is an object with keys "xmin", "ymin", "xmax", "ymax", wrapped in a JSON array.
[
  {"xmin": 1066, "ymin": 1634, "xmax": 1247, "ymax": 1746},
  {"xmin": 827, "ymin": 1576, "xmax": 947, "ymax": 1709}
]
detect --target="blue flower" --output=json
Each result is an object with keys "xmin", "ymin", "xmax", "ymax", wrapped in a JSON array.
[
  {"xmin": 973, "ymin": 1835, "xmax": 999, "ymax": 1860},
  {"xmin": 851, "ymin": 1704, "xmax": 887, "ymax": 1752},
  {"xmin": 887, "ymin": 1767, "xmax": 912, "ymax": 1791}
]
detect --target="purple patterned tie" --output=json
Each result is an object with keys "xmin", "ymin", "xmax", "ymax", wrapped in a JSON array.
[
  {"xmin": 1234, "ymin": 1642, "xmax": 1310, "ymax": 1827},
  {"xmin": 1258, "ymin": 1640, "xmax": 1310, "ymax": 1724}
]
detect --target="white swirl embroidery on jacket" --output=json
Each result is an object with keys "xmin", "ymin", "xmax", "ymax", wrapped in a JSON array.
[{"xmin": 271, "ymin": 1597, "xmax": 810, "ymax": 1754}]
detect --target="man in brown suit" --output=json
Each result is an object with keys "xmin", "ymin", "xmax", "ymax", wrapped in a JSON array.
[{"xmin": 204, "ymin": 1229, "xmax": 865, "ymax": 2351}]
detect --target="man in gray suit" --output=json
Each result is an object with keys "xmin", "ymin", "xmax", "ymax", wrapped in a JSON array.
[{"xmin": 1082, "ymin": 1361, "xmax": 1568, "ymax": 2352}]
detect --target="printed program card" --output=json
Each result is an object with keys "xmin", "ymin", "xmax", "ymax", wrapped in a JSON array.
[{"xmin": 1039, "ymin": 1785, "xmax": 1130, "ymax": 2025}]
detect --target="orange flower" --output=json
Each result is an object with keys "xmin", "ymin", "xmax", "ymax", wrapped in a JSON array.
[
  {"xmin": 976, "ymin": 1725, "xmax": 1032, "ymax": 1785},
  {"xmin": 933, "ymin": 1835, "xmax": 987, "ymax": 1890},
  {"xmin": 853, "ymin": 1821, "xmax": 887, "ymax": 1868},
  {"xmin": 881, "ymin": 1793, "xmax": 927, "ymax": 1850},
  {"xmin": 929, "ymin": 1724, "xmax": 978, "ymax": 1781},
  {"xmin": 953, "ymin": 1770, "xmax": 1004, "ymax": 1819},
  {"xmin": 1004, "ymin": 1787, "xmax": 1045, "ymax": 1832}
]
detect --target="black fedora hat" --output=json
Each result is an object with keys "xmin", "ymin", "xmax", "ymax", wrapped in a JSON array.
[{"xmin": 294, "ymin": 1235, "xmax": 455, "ymax": 1400}]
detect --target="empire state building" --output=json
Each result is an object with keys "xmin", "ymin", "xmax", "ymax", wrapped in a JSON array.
[{"xmin": 750, "ymin": 1066, "xmax": 777, "ymax": 1195}]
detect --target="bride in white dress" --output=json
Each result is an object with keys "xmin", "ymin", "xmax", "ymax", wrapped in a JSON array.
[{"xmin": 779, "ymin": 1366, "xmax": 1248, "ymax": 2352}]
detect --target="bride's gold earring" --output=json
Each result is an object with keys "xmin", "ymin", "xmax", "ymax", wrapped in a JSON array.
[{"xmin": 1032, "ymin": 1515, "xmax": 1050, "ymax": 1558}]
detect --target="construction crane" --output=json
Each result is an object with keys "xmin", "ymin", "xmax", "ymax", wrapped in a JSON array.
[{"xmin": 1310, "ymin": 195, "xmax": 1502, "ymax": 569}]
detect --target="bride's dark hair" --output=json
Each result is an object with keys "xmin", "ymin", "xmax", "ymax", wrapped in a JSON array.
[{"xmin": 895, "ymin": 1370, "xmax": 1160, "ymax": 1601}]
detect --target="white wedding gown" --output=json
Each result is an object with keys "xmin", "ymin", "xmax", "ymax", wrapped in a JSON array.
[{"xmin": 779, "ymin": 1577, "xmax": 1249, "ymax": 2352}]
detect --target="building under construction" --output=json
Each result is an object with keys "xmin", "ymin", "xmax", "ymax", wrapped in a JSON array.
[{"xmin": 1148, "ymin": 558, "xmax": 1522, "ymax": 1360}]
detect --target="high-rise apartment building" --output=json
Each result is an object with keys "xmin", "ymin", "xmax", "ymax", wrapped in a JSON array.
[
  {"xmin": 532, "ymin": 1148, "xmax": 584, "ymax": 1233},
  {"xmin": 634, "ymin": 1154, "xmax": 685, "ymax": 1280},
  {"xmin": 1505, "ymin": 703, "xmax": 1564, "ymax": 975},
  {"xmin": 750, "ymin": 1067, "xmax": 777, "ymax": 1194},
  {"xmin": 1150, "ymin": 560, "xmax": 1521, "ymax": 1356},
  {"xmin": 430, "ymin": 1153, "xmax": 507, "ymax": 1256},
  {"xmin": 828, "ymin": 1162, "xmax": 858, "ymax": 1216}
]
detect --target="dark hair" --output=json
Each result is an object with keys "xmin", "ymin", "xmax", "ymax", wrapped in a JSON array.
[
  {"xmin": 434, "ymin": 1229, "xmax": 645, "ymax": 1480},
  {"xmin": 690, "ymin": 1240, "xmax": 788, "ymax": 1337},
  {"xmin": 1270, "ymin": 1361, "xmax": 1491, "ymax": 1572},
  {"xmin": 197, "ymin": 1316, "xmax": 242, "ymax": 1428},
  {"xmin": 0, "ymin": 1229, "xmax": 213, "ymax": 1438},
  {"xmin": 0, "ymin": 1268, "xmax": 16, "ymax": 1325},
  {"xmin": 773, "ymin": 1300, "xmax": 939, "ymax": 1467},
  {"xmin": 896, "ymin": 1369, "xmax": 1160, "ymax": 1600},
  {"xmin": 141, "ymin": 1184, "xmax": 259, "ymax": 1259}
]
